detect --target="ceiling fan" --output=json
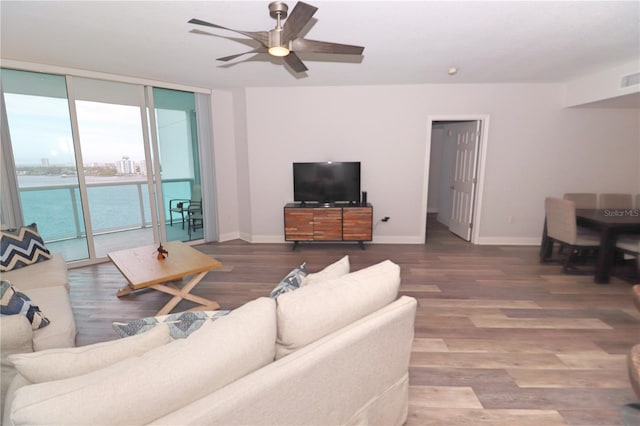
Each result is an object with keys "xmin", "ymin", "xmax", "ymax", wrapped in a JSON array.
[{"xmin": 188, "ymin": 1, "xmax": 365, "ymax": 73}]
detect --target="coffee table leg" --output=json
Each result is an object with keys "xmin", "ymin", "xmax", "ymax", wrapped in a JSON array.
[
  {"xmin": 151, "ymin": 271, "xmax": 220, "ymax": 316},
  {"xmin": 116, "ymin": 284, "xmax": 134, "ymax": 298}
]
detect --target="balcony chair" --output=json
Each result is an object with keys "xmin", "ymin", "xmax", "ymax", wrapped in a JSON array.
[
  {"xmin": 599, "ymin": 193, "xmax": 633, "ymax": 210},
  {"xmin": 544, "ymin": 197, "xmax": 600, "ymax": 274},
  {"xmin": 169, "ymin": 184, "xmax": 202, "ymax": 229},
  {"xmin": 188, "ymin": 211, "xmax": 203, "ymax": 239},
  {"xmin": 563, "ymin": 193, "xmax": 598, "ymax": 209}
]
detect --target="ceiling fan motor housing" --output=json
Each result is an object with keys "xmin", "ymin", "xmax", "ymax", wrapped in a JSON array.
[{"xmin": 269, "ymin": 2, "xmax": 289, "ymax": 20}]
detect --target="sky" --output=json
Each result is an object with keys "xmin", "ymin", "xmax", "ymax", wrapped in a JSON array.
[{"xmin": 5, "ymin": 93, "xmax": 146, "ymax": 167}]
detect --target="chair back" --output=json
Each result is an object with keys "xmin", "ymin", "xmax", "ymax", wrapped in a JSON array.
[
  {"xmin": 545, "ymin": 197, "xmax": 577, "ymax": 245},
  {"xmin": 190, "ymin": 184, "xmax": 202, "ymax": 203},
  {"xmin": 599, "ymin": 193, "xmax": 632, "ymax": 209},
  {"xmin": 563, "ymin": 193, "xmax": 597, "ymax": 209}
]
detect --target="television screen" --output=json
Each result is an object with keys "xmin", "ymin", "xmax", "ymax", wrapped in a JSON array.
[{"xmin": 293, "ymin": 162, "xmax": 361, "ymax": 204}]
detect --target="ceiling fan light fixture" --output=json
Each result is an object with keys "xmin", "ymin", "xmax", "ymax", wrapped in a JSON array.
[
  {"xmin": 268, "ymin": 45, "xmax": 290, "ymax": 57},
  {"xmin": 189, "ymin": 1, "xmax": 364, "ymax": 74}
]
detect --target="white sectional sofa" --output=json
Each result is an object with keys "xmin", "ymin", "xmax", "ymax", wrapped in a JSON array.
[
  {"xmin": 3, "ymin": 259, "xmax": 417, "ymax": 426},
  {"xmin": 0, "ymin": 253, "xmax": 77, "ymax": 417}
]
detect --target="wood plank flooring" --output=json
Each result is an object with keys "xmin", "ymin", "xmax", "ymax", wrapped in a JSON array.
[{"xmin": 67, "ymin": 220, "xmax": 639, "ymax": 425}]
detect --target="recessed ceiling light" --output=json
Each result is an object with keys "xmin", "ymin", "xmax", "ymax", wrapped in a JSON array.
[{"xmin": 448, "ymin": 67, "xmax": 458, "ymax": 76}]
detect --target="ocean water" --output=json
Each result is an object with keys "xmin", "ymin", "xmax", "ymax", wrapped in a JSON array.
[{"xmin": 18, "ymin": 175, "xmax": 188, "ymax": 241}]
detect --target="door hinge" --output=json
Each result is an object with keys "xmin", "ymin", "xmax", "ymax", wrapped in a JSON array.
[{"xmin": 469, "ymin": 223, "xmax": 473, "ymax": 229}]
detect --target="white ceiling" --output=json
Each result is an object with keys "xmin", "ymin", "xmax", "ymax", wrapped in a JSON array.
[{"xmin": 1, "ymin": 1, "xmax": 639, "ymax": 90}]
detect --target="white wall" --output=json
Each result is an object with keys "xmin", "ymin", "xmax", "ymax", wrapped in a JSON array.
[
  {"xmin": 213, "ymin": 83, "xmax": 639, "ymax": 245},
  {"xmin": 211, "ymin": 90, "xmax": 240, "ymax": 241},
  {"xmin": 564, "ymin": 60, "xmax": 640, "ymax": 107}
]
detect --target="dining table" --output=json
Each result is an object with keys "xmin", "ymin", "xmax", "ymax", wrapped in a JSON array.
[
  {"xmin": 540, "ymin": 208, "xmax": 640, "ymax": 283},
  {"xmin": 573, "ymin": 209, "xmax": 640, "ymax": 283}
]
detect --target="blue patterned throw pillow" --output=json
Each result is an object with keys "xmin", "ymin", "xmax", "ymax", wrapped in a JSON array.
[
  {"xmin": 269, "ymin": 263, "xmax": 307, "ymax": 298},
  {"xmin": 113, "ymin": 310, "xmax": 230, "ymax": 339},
  {"xmin": 0, "ymin": 280, "xmax": 50, "ymax": 330},
  {"xmin": 0, "ymin": 223, "xmax": 52, "ymax": 272}
]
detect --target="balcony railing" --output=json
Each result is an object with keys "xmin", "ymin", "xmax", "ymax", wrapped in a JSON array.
[{"xmin": 18, "ymin": 177, "xmax": 195, "ymax": 244}]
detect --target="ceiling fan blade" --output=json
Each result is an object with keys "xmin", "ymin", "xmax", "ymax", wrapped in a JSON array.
[
  {"xmin": 282, "ymin": 2, "xmax": 318, "ymax": 43},
  {"xmin": 292, "ymin": 38, "xmax": 364, "ymax": 55},
  {"xmin": 217, "ymin": 47, "xmax": 267, "ymax": 62},
  {"xmin": 188, "ymin": 18, "xmax": 269, "ymax": 46},
  {"xmin": 283, "ymin": 51, "xmax": 308, "ymax": 73}
]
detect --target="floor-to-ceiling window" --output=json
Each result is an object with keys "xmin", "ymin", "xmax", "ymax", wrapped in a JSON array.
[
  {"xmin": 152, "ymin": 88, "xmax": 203, "ymax": 241},
  {"xmin": 1, "ymin": 68, "xmax": 212, "ymax": 263},
  {"xmin": 1, "ymin": 69, "xmax": 89, "ymax": 261},
  {"xmin": 72, "ymin": 77, "xmax": 155, "ymax": 257}
]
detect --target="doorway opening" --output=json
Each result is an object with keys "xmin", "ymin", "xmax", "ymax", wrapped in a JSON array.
[{"xmin": 424, "ymin": 116, "xmax": 489, "ymax": 244}]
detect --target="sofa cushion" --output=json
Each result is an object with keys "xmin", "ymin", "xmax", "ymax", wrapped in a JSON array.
[
  {"xmin": 10, "ymin": 297, "xmax": 277, "ymax": 426},
  {"xmin": 9, "ymin": 325, "xmax": 171, "ymax": 383},
  {"xmin": 276, "ymin": 259, "xmax": 401, "ymax": 359},
  {"xmin": 301, "ymin": 255, "xmax": 350, "ymax": 287},
  {"xmin": 28, "ymin": 286, "xmax": 77, "ymax": 351},
  {"xmin": 112, "ymin": 310, "xmax": 230, "ymax": 339},
  {"xmin": 1, "ymin": 315, "xmax": 33, "ymax": 418},
  {"xmin": 0, "ymin": 281, "xmax": 50, "ymax": 330},
  {"xmin": 1, "ymin": 252, "xmax": 68, "ymax": 292},
  {"xmin": 0, "ymin": 224, "xmax": 52, "ymax": 272},
  {"xmin": 269, "ymin": 262, "xmax": 307, "ymax": 298}
]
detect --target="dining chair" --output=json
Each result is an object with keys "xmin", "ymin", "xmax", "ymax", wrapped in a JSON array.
[
  {"xmin": 599, "ymin": 193, "xmax": 633, "ymax": 209},
  {"xmin": 169, "ymin": 184, "xmax": 202, "ymax": 229},
  {"xmin": 545, "ymin": 197, "xmax": 600, "ymax": 273},
  {"xmin": 563, "ymin": 193, "xmax": 597, "ymax": 209},
  {"xmin": 616, "ymin": 236, "xmax": 640, "ymax": 278}
]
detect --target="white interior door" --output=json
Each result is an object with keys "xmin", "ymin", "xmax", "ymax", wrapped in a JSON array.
[{"xmin": 449, "ymin": 121, "xmax": 481, "ymax": 241}]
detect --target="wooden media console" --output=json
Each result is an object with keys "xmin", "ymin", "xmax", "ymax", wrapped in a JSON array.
[{"xmin": 284, "ymin": 203, "xmax": 373, "ymax": 249}]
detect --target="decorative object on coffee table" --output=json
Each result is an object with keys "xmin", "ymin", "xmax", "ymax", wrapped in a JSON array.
[
  {"xmin": 156, "ymin": 243, "xmax": 169, "ymax": 260},
  {"xmin": 108, "ymin": 241, "xmax": 222, "ymax": 315}
]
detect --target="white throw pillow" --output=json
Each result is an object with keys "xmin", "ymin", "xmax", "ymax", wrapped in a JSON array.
[
  {"xmin": 10, "ymin": 297, "xmax": 277, "ymax": 426},
  {"xmin": 9, "ymin": 325, "xmax": 171, "ymax": 383},
  {"xmin": 276, "ymin": 259, "xmax": 400, "ymax": 359},
  {"xmin": 300, "ymin": 255, "xmax": 350, "ymax": 287}
]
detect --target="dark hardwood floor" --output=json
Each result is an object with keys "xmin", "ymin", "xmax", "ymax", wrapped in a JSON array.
[{"xmin": 68, "ymin": 219, "xmax": 639, "ymax": 425}]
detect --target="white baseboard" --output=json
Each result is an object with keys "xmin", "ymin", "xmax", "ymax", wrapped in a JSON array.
[
  {"xmin": 226, "ymin": 234, "xmax": 541, "ymax": 246},
  {"xmin": 248, "ymin": 235, "xmax": 286, "ymax": 243},
  {"xmin": 475, "ymin": 236, "xmax": 541, "ymax": 246},
  {"xmin": 371, "ymin": 236, "xmax": 425, "ymax": 244},
  {"xmin": 218, "ymin": 231, "xmax": 240, "ymax": 242}
]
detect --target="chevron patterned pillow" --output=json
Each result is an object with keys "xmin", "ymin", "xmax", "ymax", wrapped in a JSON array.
[
  {"xmin": 0, "ymin": 223, "xmax": 52, "ymax": 272},
  {"xmin": 269, "ymin": 263, "xmax": 307, "ymax": 298},
  {"xmin": 0, "ymin": 280, "xmax": 50, "ymax": 330},
  {"xmin": 112, "ymin": 310, "xmax": 230, "ymax": 339}
]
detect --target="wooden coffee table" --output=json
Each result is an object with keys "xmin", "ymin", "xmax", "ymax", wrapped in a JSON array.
[{"xmin": 108, "ymin": 241, "xmax": 223, "ymax": 315}]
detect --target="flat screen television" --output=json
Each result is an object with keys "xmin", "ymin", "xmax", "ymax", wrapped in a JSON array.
[{"xmin": 293, "ymin": 162, "xmax": 361, "ymax": 204}]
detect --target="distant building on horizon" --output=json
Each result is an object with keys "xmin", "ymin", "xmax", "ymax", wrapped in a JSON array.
[{"xmin": 116, "ymin": 156, "xmax": 135, "ymax": 175}]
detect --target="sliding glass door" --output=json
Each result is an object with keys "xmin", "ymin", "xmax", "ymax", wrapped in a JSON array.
[
  {"xmin": 1, "ymin": 69, "xmax": 209, "ymax": 263},
  {"xmin": 72, "ymin": 77, "xmax": 156, "ymax": 257},
  {"xmin": 152, "ymin": 88, "xmax": 203, "ymax": 241},
  {"xmin": 1, "ymin": 69, "xmax": 89, "ymax": 261}
]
